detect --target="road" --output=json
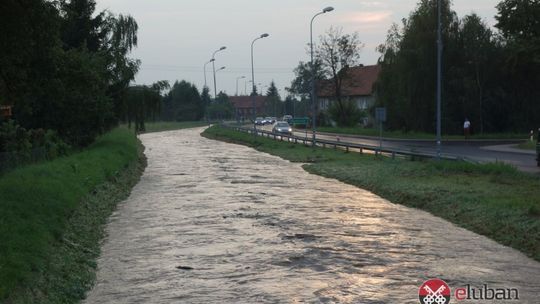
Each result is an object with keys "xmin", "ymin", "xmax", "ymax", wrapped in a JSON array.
[{"xmin": 84, "ymin": 127, "xmax": 540, "ymax": 303}]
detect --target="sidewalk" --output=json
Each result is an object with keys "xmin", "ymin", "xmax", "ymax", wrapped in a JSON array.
[{"xmin": 481, "ymin": 144, "xmax": 536, "ymax": 155}]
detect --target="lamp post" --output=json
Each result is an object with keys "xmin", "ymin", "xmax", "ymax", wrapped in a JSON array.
[
  {"xmin": 215, "ymin": 66, "xmax": 226, "ymax": 96},
  {"xmin": 310, "ymin": 6, "xmax": 334, "ymax": 147},
  {"xmin": 236, "ymin": 76, "xmax": 246, "ymax": 96},
  {"xmin": 203, "ymin": 59, "xmax": 215, "ymax": 89},
  {"xmin": 436, "ymin": 0, "xmax": 442, "ymax": 159},
  {"xmin": 212, "ymin": 46, "xmax": 226, "ymax": 99},
  {"xmin": 251, "ymin": 33, "xmax": 269, "ymax": 137}
]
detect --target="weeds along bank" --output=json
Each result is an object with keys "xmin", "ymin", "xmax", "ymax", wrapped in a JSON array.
[
  {"xmin": 0, "ymin": 127, "xmax": 146, "ymax": 303},
  {"xmin": 202, "ymin": 125, "xmax": 540, "ymax": 262}
]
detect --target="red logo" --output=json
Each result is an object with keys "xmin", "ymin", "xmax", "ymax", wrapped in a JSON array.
[{"xmin": 419, "ymin": 279, "xmax": 451, "ymax": 304}]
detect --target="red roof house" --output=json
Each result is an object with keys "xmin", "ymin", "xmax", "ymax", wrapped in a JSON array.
[
  {"xmin": 229, "ymin": 96, "xmax": 267, "ymax": 118},
  {"xmin": 317, "ymin": 64, "xmax": 381, "ymax": 111}
]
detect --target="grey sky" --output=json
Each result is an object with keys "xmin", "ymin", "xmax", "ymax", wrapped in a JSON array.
[{"xmin": 96, "ymin": 0, "xmax": 499, "ymax": 97}]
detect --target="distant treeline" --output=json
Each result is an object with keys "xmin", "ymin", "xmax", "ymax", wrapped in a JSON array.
[{"xmin": 375, "ymin": 0, "xmax": 540, "ymax": 134}]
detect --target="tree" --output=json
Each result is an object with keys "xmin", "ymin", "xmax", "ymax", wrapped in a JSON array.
[
  {"xmin": 207, "ymin": 92, "xmax": 233, "ymax": 120},
  {"xmin": 494, "ymin": 0, "xmax": 540, "ymax": 130},
  {"xmin": 60, "ymin": 0, "xmax": 106, "ymax": 51},
  {"xmin": 315, "ymin": 26, "xmax": 364, "ymax": 126},
  {"xmin": 125, "ymin": 81, "xmax": 168, "ymax": 132},
  {"xmin": 376, "ymin": 0, "xmax": 461, "ymax": 133},
  {"xmin": 161, "ymin": 81, "xmax": 203, "ymax": 121},
  {"xmin": 265, "ymin": 81, "xmax": 281, "ymax": 117},
  {"xmin": 458, "ymin": 14, "xmax": 495, "ymax": 134},
  {"xmin": 288, "ymin": 59, "xmax": 324, "ymax": 99}
]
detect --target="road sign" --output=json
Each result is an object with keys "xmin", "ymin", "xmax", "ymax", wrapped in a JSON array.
[
  {"xmin": 291, "ymin": 117, "xmax": 309, "ymax": 125},
  {"xmin": 375, "ymin": 107, "xmax": 386, "ymax": 122}
]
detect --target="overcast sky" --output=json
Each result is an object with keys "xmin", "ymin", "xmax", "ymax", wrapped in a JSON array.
[{"xmin": 95, "ymin": 0, "xmax": 500, "ymax": 97}]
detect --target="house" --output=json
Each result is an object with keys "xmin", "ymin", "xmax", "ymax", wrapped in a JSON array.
[
  {"xmin": 229, "ymin": 96, "xmax": 267, "ymax": 119},
  {"xmin": 317, "ymin": 64, "xmax": 381, "ymax": 112}
]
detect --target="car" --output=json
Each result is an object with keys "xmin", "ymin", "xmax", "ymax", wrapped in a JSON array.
[
  {"xmin": 264, "ymin": 117, "xmax": 275, "ymax": 125},
  {"xmin": 282, "ymin": 115, "xmax": 293, "ymax": 124},
  {"xmin": 255, "ymin": 117, "xmax": 265, "ymax": 125},
  {"xmin": 272, "ymin": 121, "xmax": 292, "ymax": 135}
]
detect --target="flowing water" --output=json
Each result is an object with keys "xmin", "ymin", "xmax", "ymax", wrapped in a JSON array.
[{"xmin": 84, "ymin": 127, "xmax": 540, "ymax": 303}]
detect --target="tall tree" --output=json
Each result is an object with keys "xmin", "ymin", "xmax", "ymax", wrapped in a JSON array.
[
  {"xmin": 315, "ymin": 26, "xmax": 364, "ymax": 126},
  {"xmin": 265, "ymin": 81, "xmax": 281, "ymax": 117},
  {"xmin": 494, "ymin": 0, "xmax": 540, "ymax": 130},
  {"xmin": 60, "ymin": 0, "xmax": 106, "ymax": 51},
  {"xmin": 376, "ymin": 0, "xmax": 460, "ymax": 132}
]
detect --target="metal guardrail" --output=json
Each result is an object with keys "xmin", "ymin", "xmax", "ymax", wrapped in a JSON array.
[{"xmin": 221, "ymin": 124, "xmax": 468, "ymax": 162}]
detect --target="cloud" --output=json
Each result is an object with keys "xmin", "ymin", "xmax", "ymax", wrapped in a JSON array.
[{"xmin": 341, "ymin": 11, "xmax": 393, "ymax": 29}]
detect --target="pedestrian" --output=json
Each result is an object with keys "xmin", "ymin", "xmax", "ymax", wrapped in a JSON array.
[{"xmin": 463, "ymin": 118, "xmax": 471, "ymax": 139}]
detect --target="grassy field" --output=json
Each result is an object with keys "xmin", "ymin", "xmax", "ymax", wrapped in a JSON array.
[
  {"xmin": 138, "ymin": 121, "xmax": 208, "ymax": 133},
  {"xmin": 517, "ymin": 140, "xmax": 536, "ymax": 150},
  {"xmin": 317, "ymin": 126, "xmax": 528, "ymax": 140},
  {"xmin": 203, "ymin": 125, "xmax": 540, "ymax": 261},
  {"xmin": 0, "ymin": 128, "xmax": 145, "ymax": 303}
]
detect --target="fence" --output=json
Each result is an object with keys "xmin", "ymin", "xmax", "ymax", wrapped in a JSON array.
[{"xmin": 221, "ymin": 124, "xmax": 468, "ymax": 162}]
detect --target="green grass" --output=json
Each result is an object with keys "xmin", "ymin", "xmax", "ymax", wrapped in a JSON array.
[
  {"xmin": 203, "ymin": 125, "xmax": 540, "ymax": 261},
  {"xmin": 516, "ymin": 140, "xmax": 536, "ymax": 150},
  {"xmin": 139, "ymin": 121, "xmax": 208, "ymax": 133},
  {"xmin": 0, "ymin": 127, "xmax": 145, "ymax": 303},
  {"xmin": 317, "ymin": 126, "xmax": 528, "ymax": 140}
]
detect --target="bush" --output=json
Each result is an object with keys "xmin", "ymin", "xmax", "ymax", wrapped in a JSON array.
[
  {"xmin": 0, "ymin": 120, "xmax": 70, "ymax": 171},
  {"xmin": 328, "ymin": 100, "xmax": 365, "ymax": 127}
]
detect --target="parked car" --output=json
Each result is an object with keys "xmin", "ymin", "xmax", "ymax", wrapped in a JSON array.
[
  {"xmin": 272, "ymin": 121, "xmax": 292, "ymax": 135},
  {"xmin": 255, "ymin": 117, "xmax": 265, "ymax": 125}
]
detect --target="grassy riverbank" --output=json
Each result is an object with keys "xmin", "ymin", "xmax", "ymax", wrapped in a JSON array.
[
  {"xmin": 202, "ymin": 125, "xmax": 540, "ymax": 261},
  {"xmin": 0, "ymin": 128, "xmax": 146, "ymax": 303},
  {"xmin": 317, "ymin": 126, "xmax": 528, "ymax": 140},
  {"xmin": 517, "ymin": 140, "xmax": 536, "ymax": 150}
]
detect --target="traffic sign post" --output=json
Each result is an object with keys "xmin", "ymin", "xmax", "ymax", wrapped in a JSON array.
[{"xmin": 375, "ymin": 107, "xmax": 387, "ymax": 154}]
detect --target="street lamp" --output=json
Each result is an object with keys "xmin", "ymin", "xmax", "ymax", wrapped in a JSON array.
[
  {"xmin": 215, "ymin": 66, "xmax": 226, "ymax": 95},
  {"xmin": 251, "ymin": 33, "xmax": 269, "ymax": 137},
  {"xmin": 310, "ymin": 6, "xmax": 334, "ymax": 147},
  {"xmin": 236, "ymin": 76, "xmax": 246, "ymax": 96},
  {"xmin": 203, "ymin": 58, "xmax": 215, "ymax": 89},
  {"xmin": 212, "ymin": 46, "xmax": 227, "ymax": 99}
]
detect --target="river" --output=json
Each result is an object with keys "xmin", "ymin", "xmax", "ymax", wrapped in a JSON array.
[{"xmin": 84, "ymin": 127, "xmax": 540, "ymax": 303}]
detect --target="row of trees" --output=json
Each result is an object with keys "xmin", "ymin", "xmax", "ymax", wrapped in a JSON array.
[
  {"xmin": 376, "ymin": 0, "xmax": 540, "ymax": 134},
  {"xmin": 120, "ymin": 74, "xmax": 311, "ymax": 124},
  {"xmin": 1, "ymin": 0, "xmax": 140, "ymax": 146},
  {"xmin": 286, "ymin": 0, "xmax": 539, "ymax": 133}
]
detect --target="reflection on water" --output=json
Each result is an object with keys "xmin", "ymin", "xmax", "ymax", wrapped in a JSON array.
[{"xmin": 84, "ymin": 127, "xmax": 540, "ymax": 304}]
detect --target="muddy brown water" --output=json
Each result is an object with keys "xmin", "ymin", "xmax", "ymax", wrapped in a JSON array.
[{"xmin": 84, "ymin": 127, "xmax": 540, "ymax": 303}]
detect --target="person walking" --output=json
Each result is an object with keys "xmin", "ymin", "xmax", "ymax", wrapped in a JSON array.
[{"xmin": 463, "ymin": 118, "xmax": 471, "ymax": 139}]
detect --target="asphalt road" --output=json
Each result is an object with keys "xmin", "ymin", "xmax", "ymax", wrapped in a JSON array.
[{"xmin": 253, "ymin": 124, "xmax": 538, "ymax": 173}]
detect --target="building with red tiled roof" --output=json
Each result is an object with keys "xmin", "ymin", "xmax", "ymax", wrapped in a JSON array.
[
  {"xmin": 317, "ymin": 64, "xmax": 381, "ymax": 112},
  {"xmin": 229, "ymin": 95, "xmax": 267, "ymax": 119}
]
